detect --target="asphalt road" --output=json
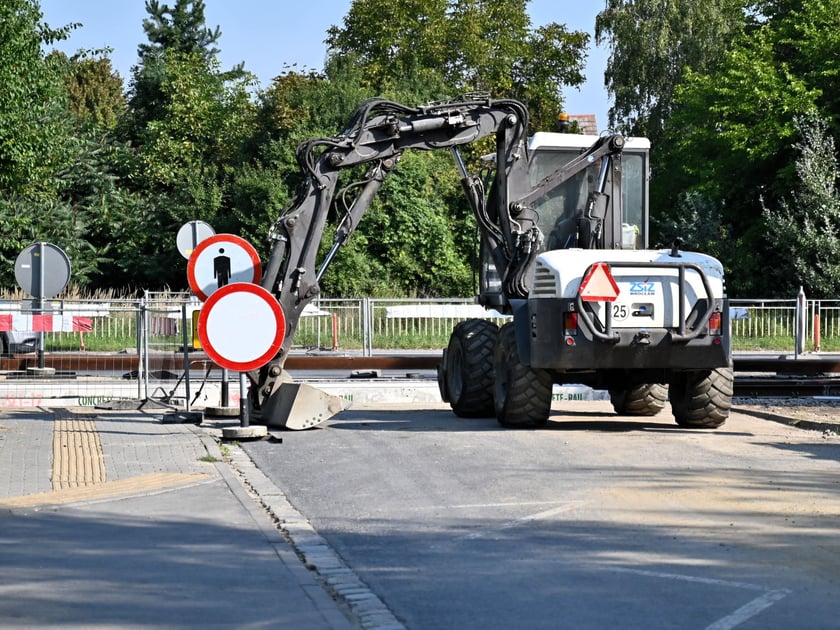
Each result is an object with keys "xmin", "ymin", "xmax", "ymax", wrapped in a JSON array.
[{"xmin": 243, "ymin": 401, "xmax": 840, "ymax": 629}]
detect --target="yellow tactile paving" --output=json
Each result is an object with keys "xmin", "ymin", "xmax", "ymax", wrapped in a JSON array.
[
  {"xmin": 0, "ymin": 472, "xmax": 214, "ymax": 508},
  {"xmin": 52, "ymin": 418, "xmax": 107, "ymax": 489},
  {"xmin": 0, "ymin": 411, "xmax": 217, "ymax": 509}
]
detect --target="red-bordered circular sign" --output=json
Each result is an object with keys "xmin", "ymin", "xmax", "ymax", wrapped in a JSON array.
[
  {"xmin": 187, "ymin": 234, "xmax": 262, "ymax": 301},
  {"xmin": 197, "ymin": 283, "xmax": 286, "ymax": 372}
]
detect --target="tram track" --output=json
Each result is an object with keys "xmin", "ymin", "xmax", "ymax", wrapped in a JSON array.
[{"xmin": 733, "ymin": 376, "xmax": 840, "ymax": 398}]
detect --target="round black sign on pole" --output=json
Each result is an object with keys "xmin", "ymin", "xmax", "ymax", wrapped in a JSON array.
[
  {"xmin": 15, "ymin": 242, "xmax": 71, "ymax": 299},
  {"xmin": 14, "ymin": 242, "xmax": 72, "ymax": 369},
  {"xmin": 176, "ymin": 220, "xmax": 215, "ymax": 259}
]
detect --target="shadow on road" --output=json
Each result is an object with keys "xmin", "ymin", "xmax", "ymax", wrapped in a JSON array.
[{"xmin": 324, "ymin": 408, "xmax": 747, "ymax": 434}]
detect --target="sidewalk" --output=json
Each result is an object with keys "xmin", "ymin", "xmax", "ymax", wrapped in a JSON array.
[{"xmin": 0, "ymin": 406, "xmax": 354, "ymax": 629}]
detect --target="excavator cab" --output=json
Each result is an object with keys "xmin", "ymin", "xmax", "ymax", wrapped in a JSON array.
[{"xmin": 477, "ymin": 132, "xmax": 651, "ymax": 307}]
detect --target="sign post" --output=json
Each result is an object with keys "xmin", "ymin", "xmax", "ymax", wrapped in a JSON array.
[
  {"xmin": 14, "ymin": 242, "xmax": 71, "ymax": 371},
  {"xmin": 197, "ymin": 282, "xmax": 286, "ymax": 439},
  {"xmin": 187, "ymin": 233, "xmax": 263, "ymax": 420}
]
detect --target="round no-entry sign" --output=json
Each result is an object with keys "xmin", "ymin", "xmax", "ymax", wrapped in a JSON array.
[
  {"xmin": 197, "ymin": 283, "xmax": 286, "ymax": 372},
  {"xmin": 187, "ymin": 234, "xmax": 262, "ymax": 301}
]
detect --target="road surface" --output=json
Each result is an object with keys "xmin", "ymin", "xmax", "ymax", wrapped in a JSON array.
[{"xmin": 242, "ymin": 401, "xmax": 839, "ymax": 629}]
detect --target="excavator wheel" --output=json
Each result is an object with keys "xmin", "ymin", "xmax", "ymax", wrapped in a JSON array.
[
  {"xmin": 493, "ymin": 323, "xmax": 553, "ymax": 427},
  {"xmin": 440, "ymin": 319, "xmax": 498, "ymax": 417},
  {"xmin": 609, "ymin": 383, "xmax": 669, "ymax": 416},
  {"xmin": 669, "ymin": 367, "xmax": 733, "ymax": 429}
]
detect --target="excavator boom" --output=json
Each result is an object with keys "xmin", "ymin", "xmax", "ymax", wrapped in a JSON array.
[{"xmin": 248, "ymin": 96, "xmax": 640, "ymax": 428}]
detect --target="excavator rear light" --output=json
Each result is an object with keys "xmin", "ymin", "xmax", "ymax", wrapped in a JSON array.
[
  {"xmin": 564, "ymin": 311, "xmax": 578, "ymax": 336},
  {"xmin": 709, "ymin": 311, "xmax": 722, "ymax": 336}
]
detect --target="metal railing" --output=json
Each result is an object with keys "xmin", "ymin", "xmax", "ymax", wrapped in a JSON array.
[
  {"xmin": 730, "ymin": 297, "xmax": 840, "ymax": 352},
  {"xmin": 2, "ymin": 295, "xmax": 836, "ymax": 357}
]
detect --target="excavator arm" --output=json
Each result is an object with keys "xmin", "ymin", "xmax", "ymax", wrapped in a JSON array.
[{"xmin": 249, "ymin": 95, "xmax": 627, "ymax": 426}]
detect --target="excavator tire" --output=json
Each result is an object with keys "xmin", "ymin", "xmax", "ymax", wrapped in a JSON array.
[
  {"xmin": 493, "ymin": 323, "xmax": 553, "ymax": 427},
  {"xmin": 609, "ymin": 383, "xmax": 669, "ymax": 416},
  {"xmin": 669, "ymin": 367, "xmax": 733, "ymax": 429},
  {"xmin": 442, "ymin": 319, "xmax": 498, "ymax": 417}
]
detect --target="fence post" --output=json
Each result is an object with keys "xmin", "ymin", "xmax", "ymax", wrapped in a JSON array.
[
  {"xmin": 182, "ymin": 302, "xmax": 190, "ymax": 411},
  {"xmin": 795, "ymin": 286, "xmax": 806, "ymax": 357},
  {"xmin": 363, "ymin": 297, "xmax": 372, "ymax": 356},
  {"xmin": 136, "ymin": 298, "xmax": 146, "ymax": 401},
  {"xmin": 813, "ymin": 300, "xmax": 821, "ymax": 352}
]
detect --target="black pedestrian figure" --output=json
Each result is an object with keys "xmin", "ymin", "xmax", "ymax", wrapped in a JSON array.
[{"xmin": 214, "ymin": 248, "xmax": 231, "ymax": 288}]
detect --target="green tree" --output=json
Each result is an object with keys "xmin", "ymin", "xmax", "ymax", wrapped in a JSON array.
[
  {"xmin": 325, "ymin": 0, "xmax": 588, "ymax": 130},
  {"xmin": 126, "ymin": 0, "xmax": 234, "ymax": 138},
  {"xmin": 116, "ymin": 0, "xmax": 257, "ymax": 288},
  {"xmin": 121, "ymin": 51, "xmax": 257, "ymax": 287},
  {"xmin": 650, "ymin": 2, "xmax": 828, "ymax": 295},
  {"xmin": 595, "ymin": 0, "xmax": 745, "ymax": 136},
  {"xmin": 61, "ymin": 53, "xmax": 126, "ymax": 130},
  {"xmin": 0, "ymin": 0, "xmax": 104, "ymax": 288},
  {"xmin": 319, "ymin": 151, "xmax": 474, "ymax": 297},
  {"xmin": 138, "ymin": 0, "xmax": 221, "ymax": 62},
  {"xmin": 763, "ymin": 112, "xmax": 840, "ymax": 298},
  {"xmin": 0, "ymin": 0, "xmax": 74, "ymax": 197}
]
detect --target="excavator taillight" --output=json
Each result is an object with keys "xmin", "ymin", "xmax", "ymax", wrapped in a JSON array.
[
  {"xmin": 709, "ymin": 311, "xmax": 722, "ymax": 336},
  {"xmin": 564, "ymin": 311, "xmax": 578, "ymax": 337}
]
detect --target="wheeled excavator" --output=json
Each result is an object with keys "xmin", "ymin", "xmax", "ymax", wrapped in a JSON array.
[{"xmin": 249, "ymin": 95, "xmax": 733, "ymax": 430}]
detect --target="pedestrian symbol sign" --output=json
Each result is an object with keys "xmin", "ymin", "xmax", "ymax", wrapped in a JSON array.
[
  {"xmin": 187, "ymin": 234, "xmax": 262, "ymax": 301},
  {"xmin": 578, "ymin": 262, "xmax": 620, "ymax": 302}
]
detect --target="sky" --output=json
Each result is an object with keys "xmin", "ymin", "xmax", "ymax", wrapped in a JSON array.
[{"xmin": 39, "ymin": 0, "xmax": 611, "ymax": 131}]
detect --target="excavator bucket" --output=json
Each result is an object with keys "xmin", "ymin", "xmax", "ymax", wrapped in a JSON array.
[{"xmin": 260, "ymin": 382, "xmax": 347, "ymax": 430}]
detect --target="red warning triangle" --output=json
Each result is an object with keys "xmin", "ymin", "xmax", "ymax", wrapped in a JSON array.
[{"xmin": 578, "ymin": 262, "xmax": 620, "ymax": 302}]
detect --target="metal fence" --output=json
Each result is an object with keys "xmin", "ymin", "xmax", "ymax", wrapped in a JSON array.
[
  {"xmin": 1, "ymin": 294, "xmax": 836, "ymax": 408},
  {"xmin": 729, "ymin": 298, "xmax": 840, "ymax": 352}
]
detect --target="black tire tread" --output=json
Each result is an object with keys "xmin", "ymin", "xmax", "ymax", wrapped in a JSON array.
[
  {"xmin": 609, "ymin": 383, "xmax": 669, "ymax": 416},
  {"xmin": 446, "ymin": 319, "xmax": 498, "ymax": 417},
  {"xmin": 494, "ymin": 323, "xmax": 553, "ymax": 427},
  {"xmin": 670, "ymin": 367, "xmax": 733, "ymax": 429}
]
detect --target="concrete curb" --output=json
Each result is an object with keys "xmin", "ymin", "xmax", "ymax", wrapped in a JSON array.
[
  {"xmin": 219, "ymin": 438, "xmax": 406, "ymax": 630},
  {"xmin": 186, "ymin": 424, "xmax": 356, "ymax": 630}
]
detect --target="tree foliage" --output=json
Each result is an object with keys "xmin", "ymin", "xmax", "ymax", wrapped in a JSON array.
[
  {"xmin": 595, "ymin": 0, "xmax": 745, "ymax": 136},
  {"xmin": 318, "ymin": 151, "xmax": 474, "ymax": 297},
  {"xmin": 61, "ymin": 54, "xmax": 126, "ymax": 129},
  {"xmin": 138, "ymin": 0, "xmax": 221, "ymax": 63},
  {"xmin": 646, "ymin": 0, "xmax": 833, "ymax": 296},
  {"xmin": 763, "ymin": 112, "xmax": 840, "ymax": 298},
  {"xmin": 112, "ymin": 1, "xmax": 258, "ymax": 288},
  {"xmin": 12, "ymin": 0, "xmax": 840, "ymax": 300},
  {"xmin": 326, "ymin": 0, "xmax": 588, "ymax": 130},
  {"xmin": 0, "ymin": 0, "xmax": 73, "ymax": 197}
]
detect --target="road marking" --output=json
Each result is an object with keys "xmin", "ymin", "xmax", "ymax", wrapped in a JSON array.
[
  {"xmin": 609, "ymin": 567, "xmax": 769, "ymax": 591},
  {"xmin": 458, "ymin": 503, "xmax": 583, "ymax": 540},
  {"xmin": 705, "ymin": 589, "xmax": 792, "ymax": 630},
  {"xmin": 608, "ymin": 567, "xmax": 791, "ymax": 629}
]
